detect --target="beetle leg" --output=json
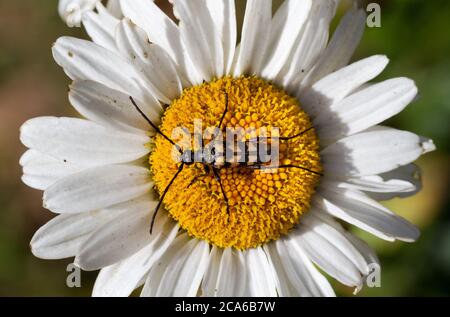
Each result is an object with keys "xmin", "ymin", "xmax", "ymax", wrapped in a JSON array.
[{"xmin": 212, "ymin": 167, "xmax": 230, "ymax": 214}]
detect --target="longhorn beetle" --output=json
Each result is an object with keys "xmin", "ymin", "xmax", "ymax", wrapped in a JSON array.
[{"xmin": 129, "ymin": 94, "xmax": 322, "ymax": 234}]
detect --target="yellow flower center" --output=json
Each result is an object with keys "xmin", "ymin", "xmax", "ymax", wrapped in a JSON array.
[{"xmin": 150, "ymin": 77, "xmax": 321, "ymax": 250}]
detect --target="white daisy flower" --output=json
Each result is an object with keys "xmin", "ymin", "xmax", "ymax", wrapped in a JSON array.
[{"xmin": 22, "ymin": 0, "xmax": 436, "ymax": 297}]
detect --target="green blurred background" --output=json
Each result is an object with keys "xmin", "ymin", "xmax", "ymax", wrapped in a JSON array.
[{"xmin": 0, "ymin": 0, "xmax": 448, "ymax": 296}]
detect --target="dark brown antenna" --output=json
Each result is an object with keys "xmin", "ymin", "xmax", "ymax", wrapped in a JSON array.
[
  {"xmin": 150, "ymin": 163, "xmax": 185, "ymax": 234},
  {"xmin": 129, "ymin": 97, "xmax": 182, "ymax": 153}
]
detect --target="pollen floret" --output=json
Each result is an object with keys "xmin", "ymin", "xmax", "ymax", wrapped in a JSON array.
[{"xmin": 150, "ymin": 77, "xmax": 321, "ymax": 250}]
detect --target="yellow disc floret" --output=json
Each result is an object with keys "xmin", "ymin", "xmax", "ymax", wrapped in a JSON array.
[{"xmin": 150, "ymin": 76, "xmax": 321, "ymax": 250}]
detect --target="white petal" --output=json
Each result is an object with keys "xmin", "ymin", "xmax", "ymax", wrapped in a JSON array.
[
  {"xmin": 82, "ymin": 3, "xmax": 119, "ymax": 51},
  {"xmin": 334, "ymin": 164, "xmax": 421, "ymax": 200},
  {"xmin": 52, "ymin": 36, "xmax": 154, "ymax": 105},
  {"xmin": 93, "ymin": 222, "xmax": 178, "ymax": 297},
  {"xmin": 141, "ymin": 235, "xmax": 210, "ymax": 297},
  {"xmin": 30, "ymin": 208, "xmax": 126, "ymax": 260},
  {"xmin": 115, "ymin": 19, "xmax": 182, "ymax": 103},
  {"xmin": 367, "ymin": 164, "xmax": 422, "ymax": 201},
  {"xmin": 322, "ymin": 127, "xmax": 435, "ymax": 177},
  {"xmin": 59, "ymin": 0, "xmax": 98, "ymax": 27},
  {"xmin": 119, "ymin": 0, "xmax": 202, "ymax": 85},
  {"xmin": 274, "ymin": 239, "xmax": 335, "ymax": 297},
  {"xmin": 245, "ymin": 247, "xmax": 277, "ymax": 297},
  {"xmin": 310, "ymin": 210, "xmax": 380, "ymax": 267},
  {"xmin": 20, "ymin": 117, "xmax": 150, "ymax": 167},
  {"xmin": 263, "ymin": 244, "xmax": 299, "ymax": 297},
  {"xmin": 303, "ymin": 6, "xmax": 366, "ymax": 86},
  {"xmin": 316, "ymin": 78, "xmax": 418, "ymax": 141},
  {"xmin": 217, "ymin": 248, "xmax": 248, "ymax": 297},
  {"xmin": 280, "ymin": 0, "xmax": 338, "ymax": 90},
  {"xmin": 43, "ymin": 165, "xmax": 152, "ymax": 214},
  {"xmin": 69, "ymin": 80, "xmax": 160, "ymax": 134},
  {"xmin": 20, "ymin": 150, "xmax": 84, "ymax": 191},
  {"xmin": 344, "ymin": 232, "xmax": 379, "ymax": 266},
  {"xmin": 206, "ymin": 0, "xmax": 237, "ymax": 74},
  {"xmin": 261, "ymin": 0, "xmax": 312, "ymax": 80},
  {"xmin": 292, "ymin": 214, "xmax": 368, "ymax": 288},
  {"xmin": 316, "ymin": 187, "xmax": 420, "ymax": 242},
  {"xmin": 203, "ymin": 248, "xmax": 247, "ymax": 297},
  {"xmin": 233, "ymin": 0, "xmax": 272, "ymax": 76},
  {"xmin": 302, "ymin": 55, "xmax": 389, "ymax": 118},
  {"xmin": 201, "ymin": 246, "xmax": 222, "ymax": 297},
  {"xmin": 172, "ymin": 0, "xmax": 224, "ymax": 80},
  {"xmin": 309, "ymin": 210, "xmax": 380, "ymax": 294},
  {"xmin": 75, "ymin": 196, "xmax": 170, "ymax": 270},
  {"xmin": 106, "ymin": 0, "xmax": 122, "ymax": 18}
]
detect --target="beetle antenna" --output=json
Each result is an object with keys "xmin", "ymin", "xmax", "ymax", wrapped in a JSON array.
[
  {"xmin": 130, "ymin": 97, "xmax": 182, "ymax": 153},
  {"xmin": 248, "ymin": 127, "xmax": 315, "ymax": 143},
  {"xmin": 276, "ymin": 164, "xmax": 323, "ymax": 176},
  {"xmin": 218, "ymin": 92, "xmax": 229, "ymax": 130},
  {"xmin": 150, "ymin": 163, "xmax": 185, "ymax": 234},
  {"xmin": 248, "ymin": 164, "xmax": 323, "ymax": 176},
  {"xmin": 278, "ymin": 127, "xmax": 314, "ymax": 141}
]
